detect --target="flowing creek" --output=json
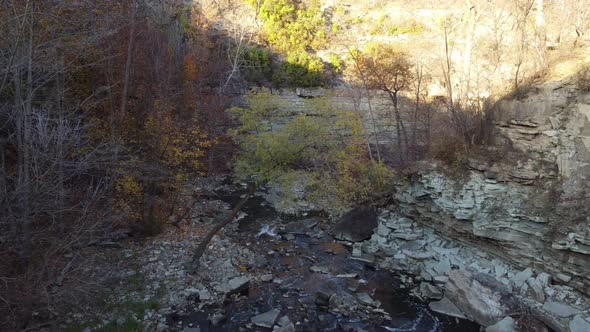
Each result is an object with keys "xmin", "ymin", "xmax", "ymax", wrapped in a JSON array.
[{"xmin": 174, "ymin": 191, "xmax": 481, "ymax": 331}]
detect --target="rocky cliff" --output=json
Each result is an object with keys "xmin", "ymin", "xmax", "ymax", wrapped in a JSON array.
[
  {"xmin": 244, "ymin": 63, "xmax": 590, "ymax": 330},
  {"xmin": 377, "ymin": 74, "xmax": 590, "ymax": 330},
  {"xmin": 397, "ymin": 73, "xmax": 590, "ymax": 291}
]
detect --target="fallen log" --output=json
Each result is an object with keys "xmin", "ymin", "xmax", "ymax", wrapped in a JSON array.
[{"xmin": 189, "ymin": 185, "xmax": 256, "ymax": 272}]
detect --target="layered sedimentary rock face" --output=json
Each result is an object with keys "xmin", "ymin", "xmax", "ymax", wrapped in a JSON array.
[{"xmin": 395, "ymin": 77, "xmax": 590, "ymax": 296}]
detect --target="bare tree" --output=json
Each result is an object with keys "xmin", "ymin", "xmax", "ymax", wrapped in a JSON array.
[
  {"xmin": 119, "ymin": 0, "xmax": 138, "ymax": 131},
  {"xmin": 351, "ymin": 45, "xmax": 414, "ymax": 165},
  {"xmin": 0, "ymin": 1, "xmax": 128, "ymax": 326},
  {"xmin": 411, "ymin": 62, "xmax": 429, "ymax": 160},
  {"xmin": 462, "ymin": 1, "xmax": 480, "ymax": 105},
  {"xmin": 222, "ymin": 25, "xmax": 253, "ymax": 93},
  {"xmin": 570, "ymin": 0, "xmax": 590, "ymax": 48},
  {"xmin": 348, "ymin": 48, "xmax": 382, "ymax": 162},
  {"xmin": 513, "ymin": 0, "xmax": 535, "ymax": 90}
]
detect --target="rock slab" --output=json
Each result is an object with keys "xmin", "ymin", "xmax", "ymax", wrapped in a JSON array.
[
  {"xmin": 428, "ymin": 297, "xmax": 467, "ymax": 319},
  {"xmin": 485, "ymin": 316, "xmax": 516, "ymax": 332},
  {"xmin": 542, "ymin": 301, "xmax": 581, "ymax": 318},
  {"xmin": 251, "ymin": 309, "xmax": 281, "ymax": 328},
  {"xmin": 226, "ymin": 276, "xmax": 250, "ymax": 296},
  {"xmin": 569, "ymin": 315, "xmax": 590, "ymax": 332},
  {"xmin": 446, "ymin": 269, "xmax": 519, "ymax": 327}
]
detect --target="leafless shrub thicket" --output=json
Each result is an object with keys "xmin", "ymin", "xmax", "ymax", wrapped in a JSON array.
[
  {"xmin": 0, "ymin": 1, "xmax": 121, "ymax": 327},
  {"xmin": 0, "ymin": 0, "xmax": 233, "ymax": 328}
]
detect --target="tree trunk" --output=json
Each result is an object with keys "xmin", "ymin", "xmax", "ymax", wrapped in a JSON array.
[
  {"xmin": 535, "ymin": 0, "xmax": 547, "ymax": 68},
  {"xmin": 536, "ymin": 0, "xmax": 545, "ymax": 31},
  {"xmin": 120, "ymin": 1, "xmax": 137, "ymax": 126},
  {"xmin": 20, "ymin": 6, "xmax": 34, "ymax": 261},
  {"xmin": 350, "ymin": 52, "xmax": 382, "ymax": 162},
  {"xmin": 412, "ymin": 65, "xmax": 423, "ymax": 161},
  {"xmin": 443, "ymin": 25, "xmax": 454, "ymax": 109},
  {"xmin": 389, "ymin": 91, "xmax": 407, "ymax": 165},
  {"xmin": 364, "ymin": 88, "xmax": 381, "ymax": 162},
  {"xmin": 463, "ymin": 3, "xmax": 477, "ymax": 105}
]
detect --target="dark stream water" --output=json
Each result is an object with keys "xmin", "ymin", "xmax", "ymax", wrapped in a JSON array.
[{"xmin": 176, "ymin": 190, "xmax": 481, "ymax": 332}]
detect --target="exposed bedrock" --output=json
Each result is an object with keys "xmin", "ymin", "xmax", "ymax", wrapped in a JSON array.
[{"xmin": 395, "ymin": 168, "xmax": 590, "ymax": 297}]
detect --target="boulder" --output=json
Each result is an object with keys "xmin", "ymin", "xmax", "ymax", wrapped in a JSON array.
[
  {"xmin": 403, "ymin": 250, "xmax": 435, "ymax": 261},
  {"xmin": 420, "ymin": 270, "xmax": 433, "ymax": 282},
  {"xmin": 309, "ymin": 266, "xmax": 330, "ymax": 274},
  {"xmin": 555, "ymin": 273, "xmax": 572, "ymax": 284},
  {"xmin": 391, "ymin": 232, "xmax": 421, "ymax": 241},
  {"xmin": 381, "ymin": 246, "xmax": 398, "ymax": 257},
  {"xmin": 569, "ymin": 315, "xmax": 590, "ymax": 332},
  {"xmin": 377, "ymin": 223, "xmax": 391, "ymax": 237},
  {"xmin": 329, "ymin": 292, "xmax": 358, "ymax": 315},
  {"xmin": 536, "ymin": 272, "xmax": 552, "ymax": 287},
  {"xmin": 315, "ymin": 290, "xmax": 331, "ymax": 309},
  {"xmin": 225, "ymin": 276, "xmax": 250, "ymax": 296},
  {"xmin": 209, "ymin": 313, "xmax": 226, "ymax": 326},
  {"xmin": 433, "ymin": 276, "xmax": 449, "ymax": 285},
  {"xmin": 371, "ymin": 234, "xmax": 388, "ymax": 246},
  {"xmin": 352, "ymin": 244, "xmax": 362, "ymax": 257},
  {"xmin": 433, "ymin": 258, "xmax": 452, "ymax": 275},
  {"xmin": 446, "ymin": 269, "xmax": 520, "ymax": 327},
  {"xmin": 357, "ymin": 292, "xmax": 377, "ymax": 306},
  {"xmin": 349, "ymin": 254, "xmax": 375, "ymax": 264},
  {"xmin": 510, "ymin": 268, "xmax": 534, "ymax": 289},
  {"xmin": 420, "ymin": 282, "xmax": 443, "ymax": 300},
  {"xmin": 383, "ymin": 216, "xmax": 414, "ymax": 229},
  {"xmin": 526, "ymin": 278, "xmax": 546, "ymax": 303},
  {"xmin": 273, "ymin": 316, "xmax": 295, "ymax": 332},
  {"xmin": 542, "ymin": 301, "xmax": 581, "ymax": 318},
  {"xmin": 399, "ymin": 240, "xmax": 427, "ymax": 251},
  {"xmin": 494, "ymin": 264, "xmax": 508, "ymax": 279},
  {"xmin": 486, "ymin": 316, "xmax": 516, "ymax": 332},
  {"xmin": 333, "ymin": 207, "xmax": 377, "ymax": 242},
  {"xmin": 282, "ymin": 218, "xmax": 320, "ymax": 234},
  {"xmin": 251, "ymin": 309, "xmax": 280, "ymax": 328},
  {"xmin": 428, "ymin": 297, "xmax": 467, "ymax": 319}
]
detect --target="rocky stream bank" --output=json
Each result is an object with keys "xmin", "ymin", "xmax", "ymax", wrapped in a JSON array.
[
  {"xmin": 60, "ymin": 178, "xmax": 481, "ymax": 332},
  {"xmin": 347, "ymin": 208, "xmax": 590, "ymax": 332},
  {"xmin": 59, "ymin": 172, "xmax": 590, "ymax": 332}
]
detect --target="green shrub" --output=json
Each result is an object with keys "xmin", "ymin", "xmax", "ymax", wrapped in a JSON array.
[
  {"xmin": 247, "ymin": 0, "xmax": 325, "ymax": 54},
  {"xmin": 389, "ymin": 19, "xmax": 425, "ymax": 35},
  {"xmin": 331, "ymin": 23, "xmax": 339, "ymax": 33},
  {"xmin": 243, "ymin": 0, "xmax": 331, "ymax": 87},
  {"xmin": 368, "ymin": 14, "xmax": 389, "ymax": 35},
  {"xmin": 230, "ymin": 93, "xmax": 396, "ymax": 210},
  {"xmin": 242, "ymin": 46, "xmax": 272, "ymax": 85},
  {"xmin": 273, "ymin": 51, "xmax": 325, "ymax": 87},
  {"xmin": 328, "ymin": 53, "xmax": 342, "ymax": 73},
  {"xmin": 368, "ymin": 16, "xmax": 425, "ymax": 36}
]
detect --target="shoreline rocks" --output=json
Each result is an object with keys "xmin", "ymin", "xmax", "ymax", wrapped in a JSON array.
[
  {"xmin": 251, "ymin": 309, "xmax": 281, "ymax": 328},
  {"xmin": 428, "ymin": 297, "xmax": 467, "ymax": 319},
  {"xmin": 351, "ymin": 210, "xmax": 590, "ymax": 331},
  {"xmin": 394, "ymin": 168, "xmax": 590, "ymax": 298},
  {"xmin": 445, "ymin": 269, "xmax": 519, "ymax": 327}
]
